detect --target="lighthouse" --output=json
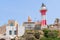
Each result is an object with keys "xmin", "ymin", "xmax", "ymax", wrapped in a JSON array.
[{"xmin": 40, "ymin": 3, "xmax": 47, "ymax": 29}]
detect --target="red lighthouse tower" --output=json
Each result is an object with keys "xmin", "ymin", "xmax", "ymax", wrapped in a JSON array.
[{"xmin": 40, "ymin": 3, "xmax": 47, "ymax": 29}]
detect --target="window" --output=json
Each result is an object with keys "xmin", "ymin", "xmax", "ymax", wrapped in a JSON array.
[
  {"xmin": 10, "ymin": 23, "xmax": 14, "ymax": 26},
  {"xmin": 9, "ymin": 30, "xmax": 12, "ymax": 35},
  {"xmin": 14, "ymin": 30, "xmax": 17, "ymax": 35}
]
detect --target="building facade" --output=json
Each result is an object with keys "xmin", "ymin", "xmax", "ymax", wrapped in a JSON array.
[
  {"xmin": 0, "ymin": 20, "xmax": 25, "ymax": 40},
  {"xmin": 23, "ymin": 16, "xmax": 35, "ymax": 31}
]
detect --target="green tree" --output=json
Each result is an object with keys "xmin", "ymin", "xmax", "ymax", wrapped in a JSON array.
[
  {"xmin": 43, "ymin": 29, "xmax": 51, "ymax": 38},
  {"xmin": 47, "ymin": 30, "xmax": 58, "ymax": 38},
  {"xmin": 43, "ymin": 29, "xmax": 58, "ymax": 38}
]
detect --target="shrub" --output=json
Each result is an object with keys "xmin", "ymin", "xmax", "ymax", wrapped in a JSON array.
[
  {"xmin": 43, "ymin": 29, "xmax": 51, "ymax": 38},
  {"xmin": 43, "ymin": 29, "xmax": 58, "ymax": 38},
  {"xmin": 34, "ymin": 32, "xmax": 40, "ymax": 39}
]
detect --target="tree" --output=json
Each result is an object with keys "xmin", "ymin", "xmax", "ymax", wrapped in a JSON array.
[
  {"xmin": 43, "ymin": 29, "xmax": 51, "ymax": 38},
  {"xmin": 47, "ymin": 30, "xmax": 58, "ymax": 38},
  {"xmin": 43, "ymin": 29, "xmax": 58, "ymax": 38},
  {"xmin": 48, "ymin": 32, "xmax": 56, "ymax": 38}
]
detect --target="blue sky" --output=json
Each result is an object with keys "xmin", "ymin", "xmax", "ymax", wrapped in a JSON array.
[{"xmin": 0, "ymin": 0, "xmax": 60, "ymax": 26}]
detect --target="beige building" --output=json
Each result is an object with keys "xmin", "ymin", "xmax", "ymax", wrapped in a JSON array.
[
  {"xmin": 23, "ymin": 16, "xmax": 41, "ymax": 34},
  {"xmin": 23, "ymin": 16, "xmax": 35, "ymax": 30}
]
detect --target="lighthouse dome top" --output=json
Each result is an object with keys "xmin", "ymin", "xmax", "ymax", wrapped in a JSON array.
[
  {"xmin": 41, "ymin": 3, "xmax": 46, "ymax": 7},
  {"xmin": 41, "ymin": 3, "xmax": 47, "ymax": 10}
]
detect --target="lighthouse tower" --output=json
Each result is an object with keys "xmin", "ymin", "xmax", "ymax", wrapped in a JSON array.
[{"xmin": 40, "ymin": 3, "xmax": 47, "ymax": 29}]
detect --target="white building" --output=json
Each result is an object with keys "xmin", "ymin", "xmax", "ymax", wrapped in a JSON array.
[{"xmin": 0, "ymin": 20, "xmax": 25, "ymax": 40}]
